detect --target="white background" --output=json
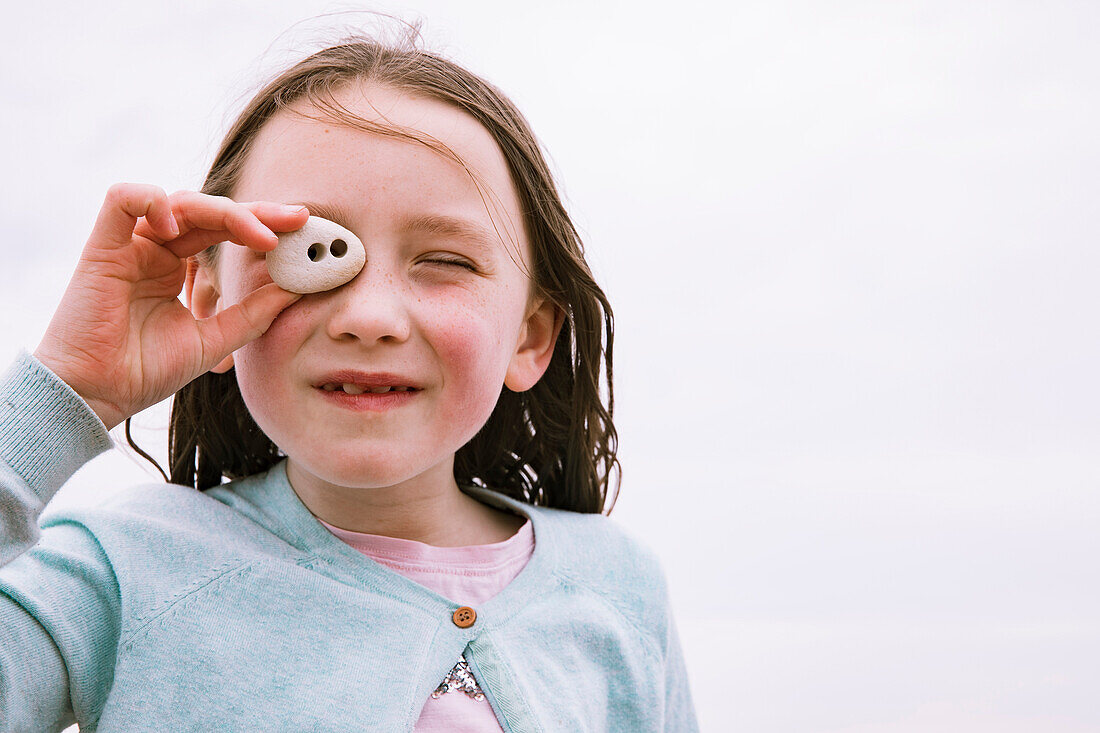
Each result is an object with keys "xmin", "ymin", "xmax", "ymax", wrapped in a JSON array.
[{"xmin": 2, "ymin": 1, "xmax": 1098, "ymax": 731}]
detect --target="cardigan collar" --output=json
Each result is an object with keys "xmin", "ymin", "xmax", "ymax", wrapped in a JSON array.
[{"xmin": 245, "ymin": 458, "xmax": 560, "ymax": 624}]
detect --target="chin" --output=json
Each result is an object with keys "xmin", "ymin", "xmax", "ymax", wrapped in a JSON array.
[{"xmin": 286, "ymin": 445, "xmax": 449, "ymax": 491}]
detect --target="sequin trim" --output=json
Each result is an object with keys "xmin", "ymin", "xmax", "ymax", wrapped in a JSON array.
[{"xmin": 431, "ymin": 654, "xmax": 486, "ymax": 701}]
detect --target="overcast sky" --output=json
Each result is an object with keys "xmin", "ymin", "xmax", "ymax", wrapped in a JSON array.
[{"xmin": 3, "ymin": 1, "xmax": 1099, "ymax": 730}]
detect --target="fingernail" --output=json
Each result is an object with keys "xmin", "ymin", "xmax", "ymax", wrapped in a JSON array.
[{"xmin": 281, "ymin": 204, "xmax": 308, "ymax": 215}]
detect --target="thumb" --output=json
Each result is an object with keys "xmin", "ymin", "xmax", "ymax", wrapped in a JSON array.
[{"xmin": 196, "ymin": 283, "xmax": 302, "ymax": 373}]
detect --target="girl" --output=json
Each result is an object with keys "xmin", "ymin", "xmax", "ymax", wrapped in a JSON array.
[{"xmin": 0, "ymin": 29, "xmax": 697, "ymax": 732}]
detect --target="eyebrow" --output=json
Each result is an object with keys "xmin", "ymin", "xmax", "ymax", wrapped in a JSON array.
[
  {"xmin": 290, "ymin": 201, "xmax": 360, "ymax": 233},
  {"xmin": 398, "ymin": 213, "xmax": 498, "ymax": 251},
  {"xmin": 291, "ymin": 201, "xmax": 499, "ymax": 252}
]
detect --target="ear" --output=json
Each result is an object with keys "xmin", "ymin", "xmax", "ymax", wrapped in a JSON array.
[
  {"xmin": 185, "ymin": 257, "xmax": 235, "ymax": 374},
  {"xmin": 504, "ymin": 297, "xmax": 565, "ymax": 392}
]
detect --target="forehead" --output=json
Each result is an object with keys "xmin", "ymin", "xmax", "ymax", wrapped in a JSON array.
[{"xmin": 237, "ymin": 83, "xmax": 523, "ymax": 239}]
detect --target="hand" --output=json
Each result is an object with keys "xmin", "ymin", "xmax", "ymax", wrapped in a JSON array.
[{"xmin": 33, "ymin": 183, "xmax": 309, "ymax": 431}]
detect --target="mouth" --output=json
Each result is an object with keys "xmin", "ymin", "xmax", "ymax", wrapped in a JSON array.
[
  {"xmin": 312, "ymin": 368, "xmax": 423, "ymax": 393},
  {"xmin": 318, "ymin": 383, "xmax": 419, "ymax": 395},
  {"xmin": 313, "ymin": 379, "xmax": 421, "ymax": 412}
]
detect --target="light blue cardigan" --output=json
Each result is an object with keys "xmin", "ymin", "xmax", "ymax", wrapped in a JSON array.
[{"xmin": 0, "ymin": 350, "xmax": 699, "ymax": 732}]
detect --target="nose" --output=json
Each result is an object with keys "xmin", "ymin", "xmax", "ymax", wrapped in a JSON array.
[{"xmin": 322, "ymin": 259, "xmax": 412, "ymax": 345}]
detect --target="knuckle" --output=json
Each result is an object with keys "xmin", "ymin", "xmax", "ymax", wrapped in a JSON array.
[
  {"xmin": 188, "ymin": 192, "xmax": 233, "ymax": 214},
  {"xmin": 236, "ymin": 312, "xmax": 264, "ymax": 343},
  {"xmin": 106, "ymin": 182, "xmax": 163, "ymax": 209},
  {"xmin": 105, "ymin": 182, "xmax": 130, "ymax": 203}
]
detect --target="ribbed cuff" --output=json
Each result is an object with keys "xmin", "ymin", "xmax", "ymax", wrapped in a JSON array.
[{"xmin": 0, "ymin": 349, "xmax": 114, "ymax": 501}]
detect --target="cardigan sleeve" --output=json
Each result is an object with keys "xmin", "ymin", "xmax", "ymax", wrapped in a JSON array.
[
  {"xmin": 663, "ymin": 610, "xmax": 700, "ymax": 731},
  {"xmin": 0, "ymin": 349, "xmax": 118, "ymax": 732}
]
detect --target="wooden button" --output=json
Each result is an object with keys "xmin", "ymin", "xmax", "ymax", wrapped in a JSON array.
[{"xmin": 452, "ymin": 606, "xmax": 477, "ymax": 628}]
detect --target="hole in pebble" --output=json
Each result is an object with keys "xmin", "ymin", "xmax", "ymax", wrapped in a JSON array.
[
  {"xmin": 330, "ymin": 239, "xmax": 348, "ymax": 257},
  {"xmin": 307, "ymin": 243, "xmax": 325, "ymax": 262}
]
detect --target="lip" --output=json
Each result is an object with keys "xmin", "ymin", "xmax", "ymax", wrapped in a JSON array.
[
  {"xmin": 312, "ymin": 370, "xmax": 423, "ymax": 390},
  {"xmin": 316, "ymin": 387, "xmax": 418, "ymax": 412},
  {"xmin": 311, "ymin": 369, "xmax": 423, "ymax": 413}
]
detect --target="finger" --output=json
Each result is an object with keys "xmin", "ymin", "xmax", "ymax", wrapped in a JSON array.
[
  {"xmin": 243, "ymin": 200, "xmax": 311, "ymax": 232},
  {"xmin": 158, "ymin": 227, "xmax": 265, "ymax": 260},
  {"xmin": 150, "ymin": 191, "xmax": 280, "ymax": 254},
  {"xmin": 174, "ymin": 192, "xmax": 312, "ymax": 248},
  {"xmin": 153, "ymin": 202, "xmax": 311, "ymax": 259},
  {"xmin": 139, "ymin": 199, "xmax": 311, "ymax": 260},
  {"xmin": 91, "ymin": 183, "xmax": 176, "ymax": 250},
  {"xmin": 160, "ymin": 200, "xmax": 180, "ymax": 239},
  {"xmin": 194, "ymin": 283, "xmax": 302, "ymax": 373}
]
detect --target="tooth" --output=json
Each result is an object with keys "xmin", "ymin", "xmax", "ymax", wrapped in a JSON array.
[
  {"xmin": 393, "ymin": 386, "xmax": 409, "ymax": 392},
  {"xmin": 322, "ymin": 383, "xmax": 337, "ymax": 391},
  {"xmin": 368, "ymin": 386, "xmax": 391, "ymax": 394},
  {"xmin": 342, "ymin": 383, "xmax": 366, "ymax": 395}
]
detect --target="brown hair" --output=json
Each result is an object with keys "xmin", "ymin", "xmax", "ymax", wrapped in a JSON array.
[{"xmin": 126, "ymin": 27, "xmax": 619, "ymax": 514}]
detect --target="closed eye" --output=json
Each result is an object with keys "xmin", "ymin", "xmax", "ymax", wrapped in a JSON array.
[{"xmin": 421, "ymin": 256, "xmax": 478, "ymax": 272}]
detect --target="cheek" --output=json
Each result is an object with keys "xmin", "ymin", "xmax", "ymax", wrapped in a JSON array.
[
  {"xmin": 231, "ymin": 310, "xmax": 312, "ymax": 454},
  {"xmin": 429, "ymin": 301, "xmax": 515, "ymax": 413},
  {"xmin": 232, "ymin": 298, "xmax": 311, "ymax": 402},
  {"xmin": 441, "ymin": 319, "xmax": 505, "ymax": 382}
]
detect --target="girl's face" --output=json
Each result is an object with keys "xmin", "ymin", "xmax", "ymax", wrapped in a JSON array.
[{"xmin": 191, "ymin": 83, "xmax": 559, "ymax": 494}]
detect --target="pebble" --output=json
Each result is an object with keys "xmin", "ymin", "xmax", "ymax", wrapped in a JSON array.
[{"xmin": 266, "ymin": 216, "xmax": 365, "ymax": 293}]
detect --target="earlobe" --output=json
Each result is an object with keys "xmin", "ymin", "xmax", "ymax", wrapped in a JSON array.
[
  {"xmin": 504, "ymin": 298, "xmax": 565, "ymax": 392},
  {"xmin": 186, "ymin": 258, "xmax": 219, "ymax": 317},
  {"xmin": 185, "ymin": 258, "xmax": 235, "ymax": 374}
]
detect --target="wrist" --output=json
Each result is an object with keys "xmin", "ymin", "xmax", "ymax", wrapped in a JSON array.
[
  {"xmin": 31, "ymin": 348, "xmax": 124, "ymax": 431},
  {"xmin": 80, "ymin": 395, "xmax": 124, "ymax": 432}
]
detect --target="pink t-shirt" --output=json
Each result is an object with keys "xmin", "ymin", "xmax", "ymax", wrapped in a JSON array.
[{"xmin": 317, "ymin": 516, "xmax": 534, "ymax": 732}]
